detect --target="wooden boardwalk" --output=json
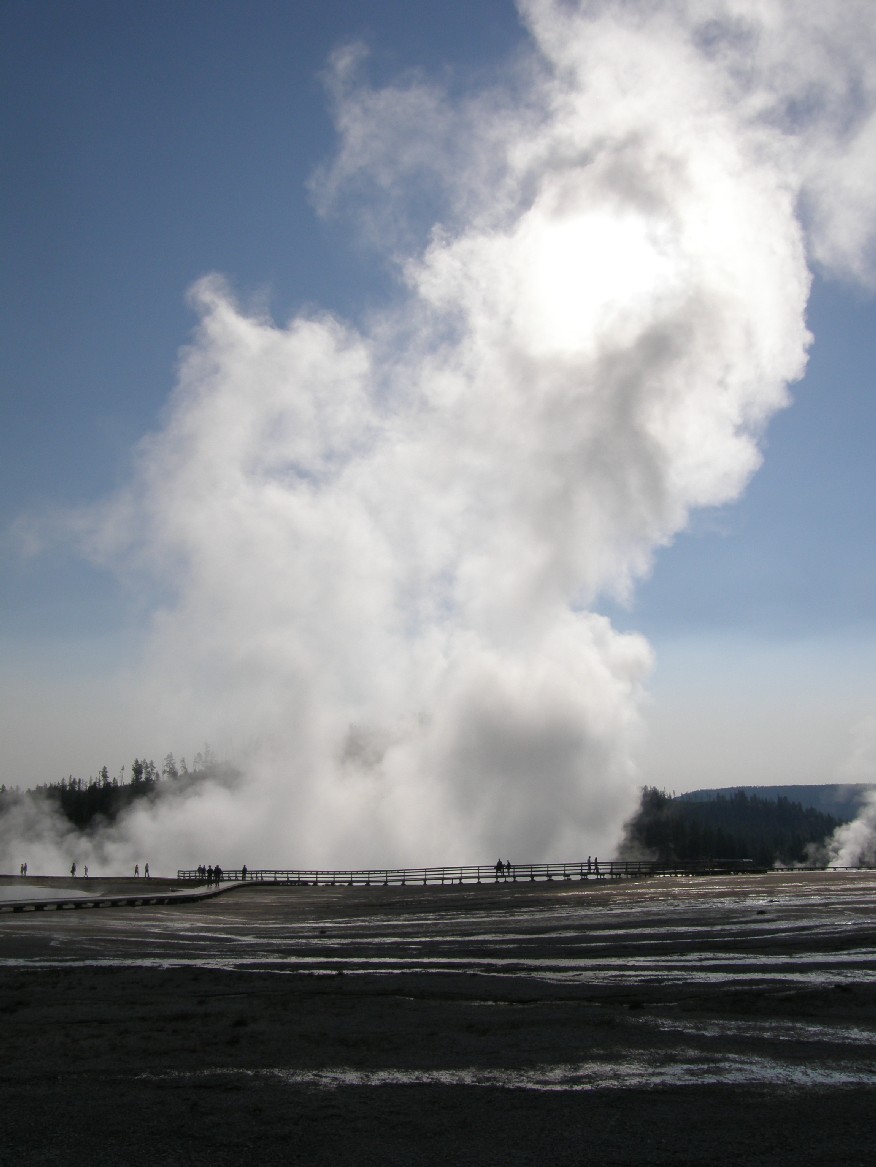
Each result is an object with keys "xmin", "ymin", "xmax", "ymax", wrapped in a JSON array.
[
  {"xmin": 176, "ymin": 858, "xmax": 765, "ymax": 885},
  {"xmin": 0, "ymin": 883, "xmax": 230, "ymax": 913},
  {"xmin": 3, "ymin": 861, "xmax": 869, "ymax": 913}
]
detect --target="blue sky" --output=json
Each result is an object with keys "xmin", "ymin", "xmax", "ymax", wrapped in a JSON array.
[
  {"xmin": 2, "ymin": 0, "xmax": 519, "ymax": 643},
  {"xmin": 1, "ymin": 1, "xmax": 875, "ymax": 864}
]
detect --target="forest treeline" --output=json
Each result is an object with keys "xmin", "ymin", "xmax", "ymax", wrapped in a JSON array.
[
  {"xmin": 619, "ymin": 786, "xmax": 840, "ymax": 867},
  {"xmin": 0, "ymin": 749, "xmax": 239, "ymax": 833},
  {"xmin": 1, "ymin": 764, "xmax": 842, "ymax": 865}
]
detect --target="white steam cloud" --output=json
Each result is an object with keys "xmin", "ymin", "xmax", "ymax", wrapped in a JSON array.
[
  {"xmin": 826, "ymin": 716, "xmax": 876, "ymax": 866},
  {"xmin": 12, "ymin": 0, "xmax": 876, "ymax": 871}
]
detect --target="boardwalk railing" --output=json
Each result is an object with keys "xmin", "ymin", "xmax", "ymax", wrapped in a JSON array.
[{"xmin": 176, "ymin": 858, "xmax": 765, "ymax": 885}]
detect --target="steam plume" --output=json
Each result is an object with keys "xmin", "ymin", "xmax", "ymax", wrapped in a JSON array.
[
  {"xmin": 12, "ymin": 1, "xmax": 876, "ymax": 871},
  {"xmin": 826, "ymin": 716, "xmax": 876, "ymax": 866}
]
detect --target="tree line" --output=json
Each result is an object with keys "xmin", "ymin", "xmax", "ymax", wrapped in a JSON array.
[
  {"xmin": 2, "ymin": 766, "xmax": 843, "ymax": 865},
  {"xmin": 619, "ymin": 786, "xmax": 840, "ymax": 867},
  {"xmin": 0, "ymin": 748, "xmax": 239, "ymax": 833}
]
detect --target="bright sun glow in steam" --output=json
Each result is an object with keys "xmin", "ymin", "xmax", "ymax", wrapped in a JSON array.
[{"xmin": 521, "ymin": 209, "xmax": 677, "ymax": 355}]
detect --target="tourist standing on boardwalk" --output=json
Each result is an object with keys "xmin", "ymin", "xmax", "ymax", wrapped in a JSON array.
[{"xmin": 70, "ymin": 862, "xmax": 76, "ymax": 878}]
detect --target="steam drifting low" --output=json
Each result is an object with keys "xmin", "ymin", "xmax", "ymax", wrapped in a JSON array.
[{"xmin": 22, "ymin": 1, "xmax": 876, "ymax": 870}]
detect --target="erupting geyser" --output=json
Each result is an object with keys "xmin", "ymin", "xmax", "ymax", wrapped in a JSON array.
[{"xmin": 10, "ymin": 0, "xmax": 876, "ymax": 871}]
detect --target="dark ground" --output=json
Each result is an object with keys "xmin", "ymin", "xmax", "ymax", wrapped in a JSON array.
[{"xmin": 0, "ymin": 871, "xmax": 874, "ymax": 1165}]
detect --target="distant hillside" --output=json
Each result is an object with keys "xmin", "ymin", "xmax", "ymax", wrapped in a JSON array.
[
  {"xmin": 619, "ymin": 786, "xmax": 843, "ymax": 867},
  {"xmin": 676, "ymin": 784, "xmax": 874, "ymax": 823}
]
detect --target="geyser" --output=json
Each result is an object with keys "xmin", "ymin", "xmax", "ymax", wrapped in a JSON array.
[{"xmin": 12, "ymin": 0, "xmax": 876, "ymax": 872}]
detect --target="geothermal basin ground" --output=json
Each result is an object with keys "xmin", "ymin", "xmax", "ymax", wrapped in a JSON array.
[{"xmin": 0, "ymin": 870, "xmax": 874, "ymax": 1164}]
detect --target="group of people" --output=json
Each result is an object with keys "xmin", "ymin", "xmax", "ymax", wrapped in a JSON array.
[
  {"xmin": 196, "ymin": 864, "xmax": 223, "ymax": 885},
  {"xmin": 69, "ymin": 862, "xmax": 152, "ymax": 879},
  {"xmin": 20, "ymin": 861, "xmax": 161, "ymax": 879},
  {"xmin": 494, "ymin": 859, "xmax": 514, "ymax": 880}
]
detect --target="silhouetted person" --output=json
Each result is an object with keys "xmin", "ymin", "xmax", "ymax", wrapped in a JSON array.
[
  {"xmin": 495, "ymin": 859, "xmax": 504, "ymax": 881},
  {"xmin": 134, "ymin": 863, "xmax": 139, "ymax": 877},
  {"xmin": 144, "ymin": 862, "xmax": 150, "ymax": 879},
  {"xmin": 84, "ymin": 865, "xmax": 89, "ymax": 878},
  {"xmin": 206, "ymin": 865, "xmax": 213, "ymax": 886},
  {"xmin": 214, "ymin": 865, "xmax": 223, "ymax": 883},
  {"xmin": 70, "ymin": 862, "xmax": 76, "ymax": 878},
  {"xmin": 506, "ymin": 859, "xmax": 512, "ymax": 880},
  {"xmin": 241, "ymin": 865, "xmax": 247, "ymax": 881}
]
